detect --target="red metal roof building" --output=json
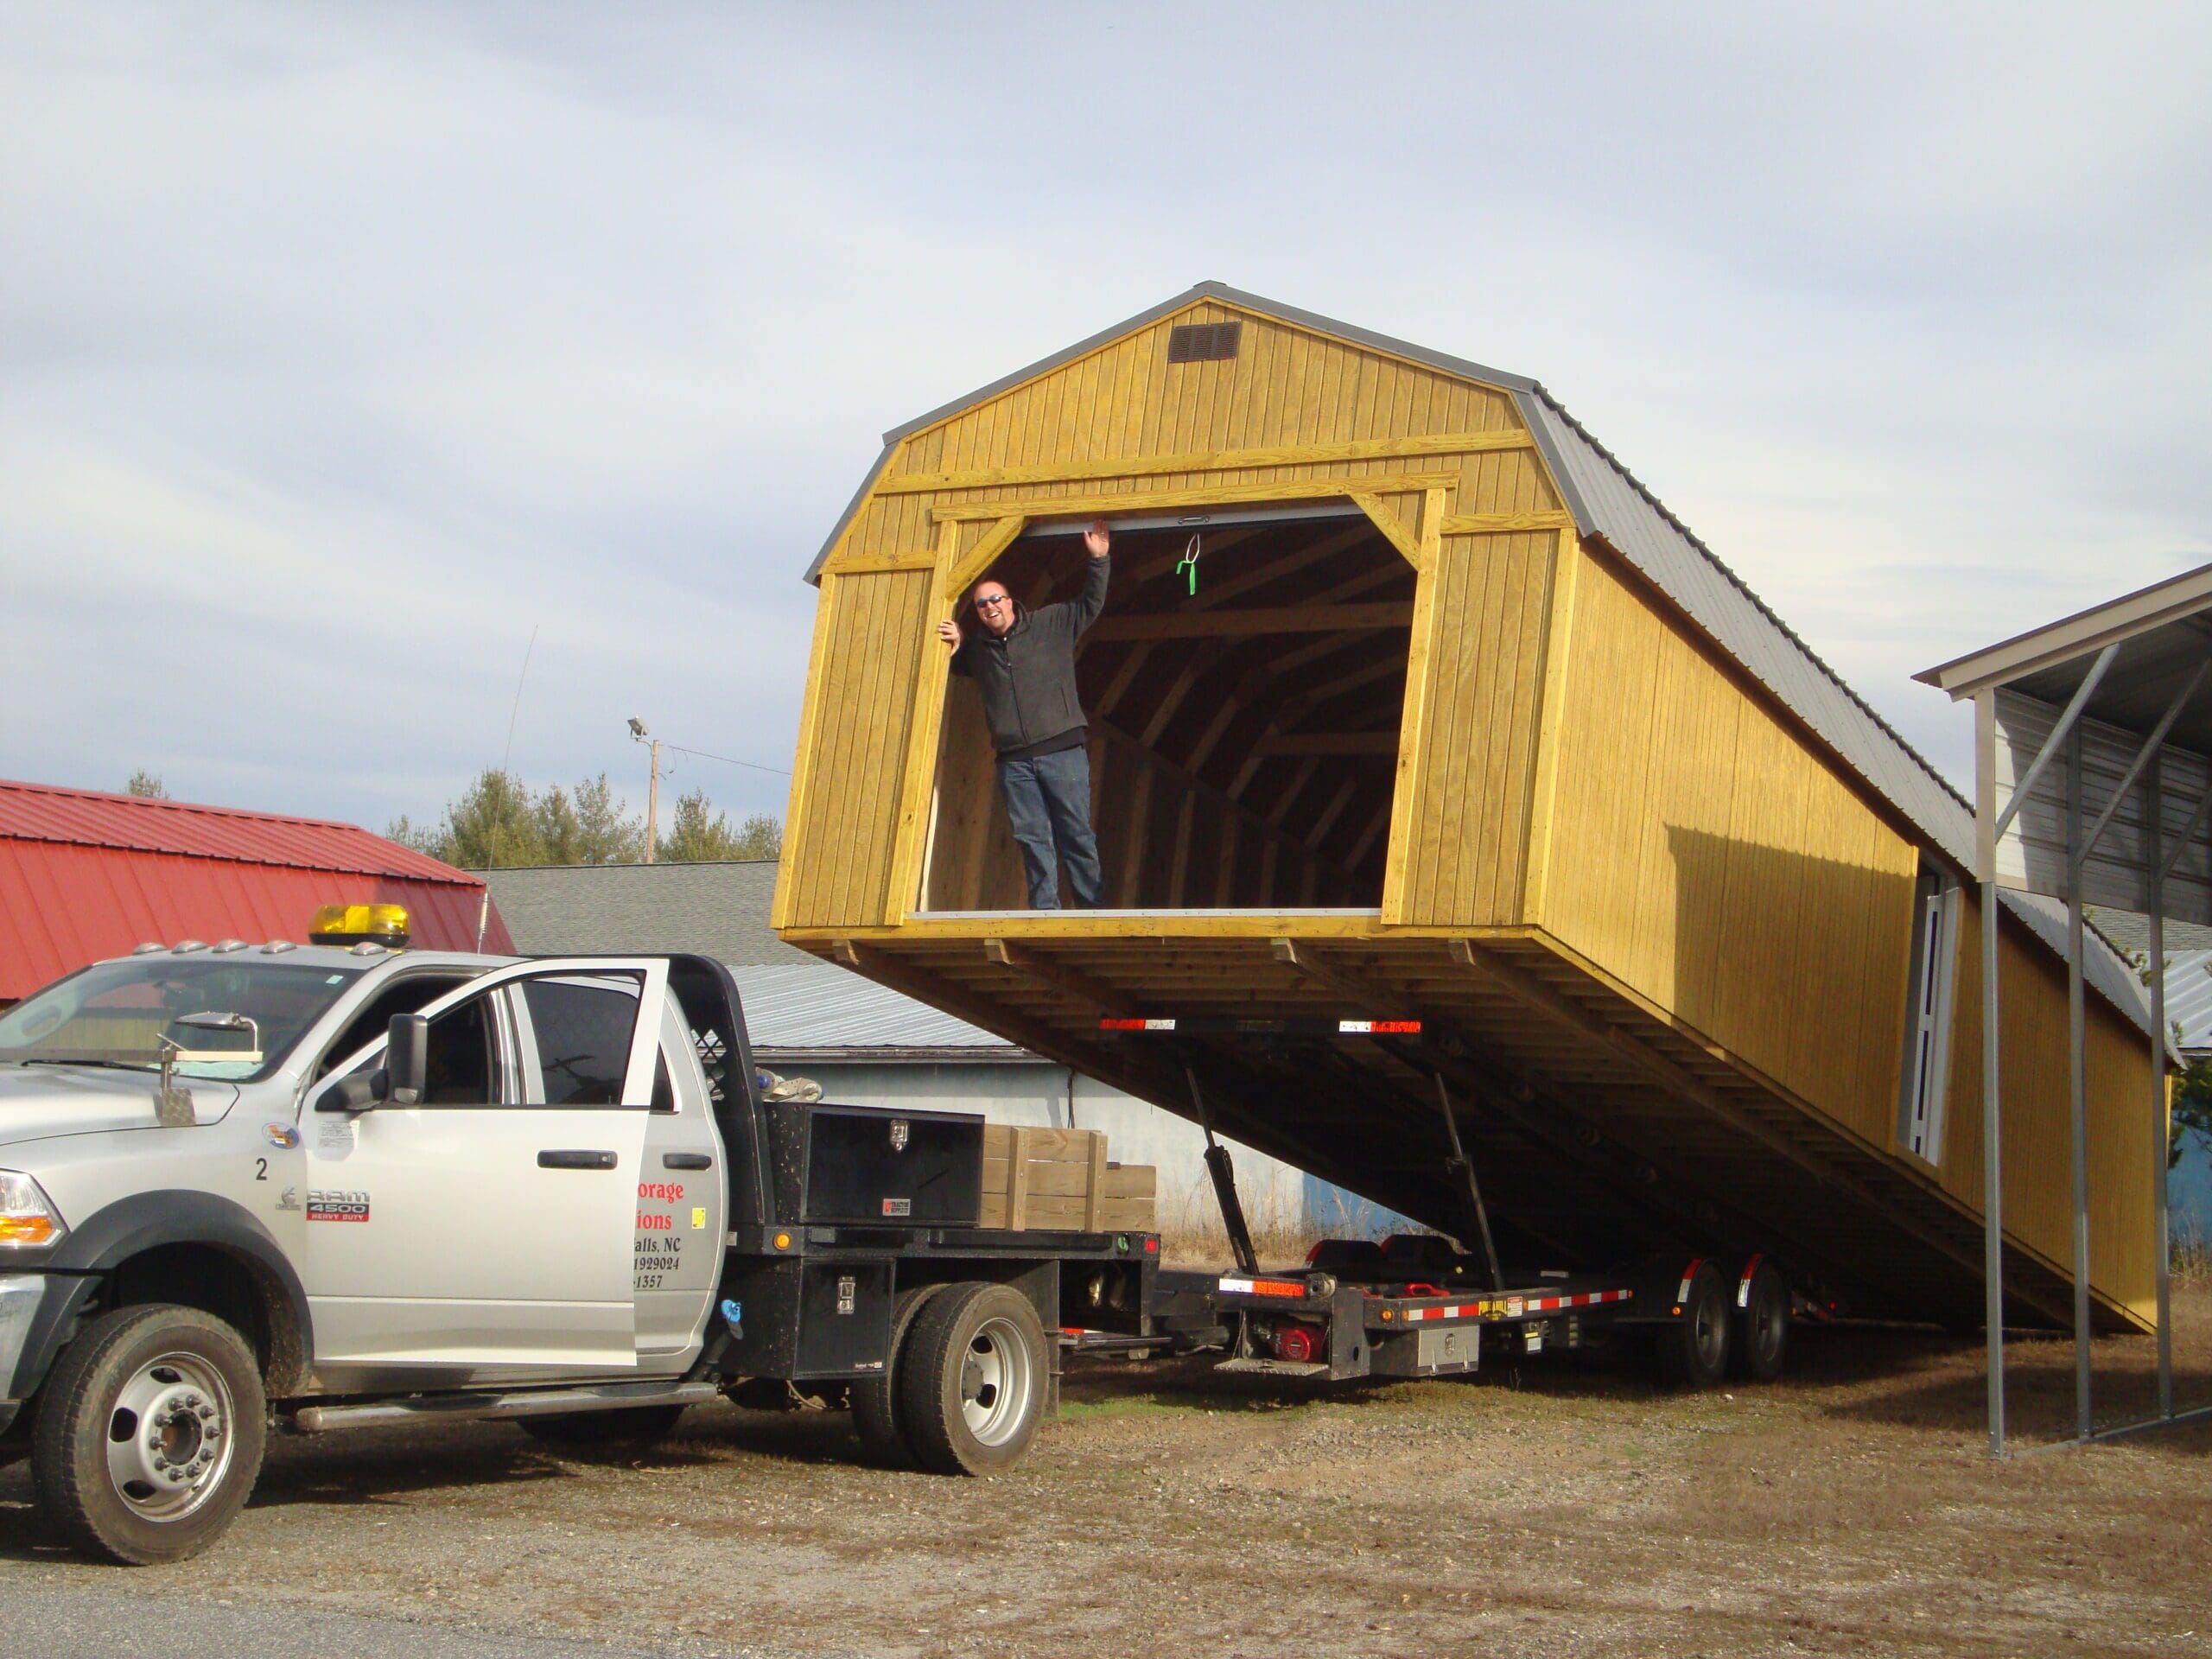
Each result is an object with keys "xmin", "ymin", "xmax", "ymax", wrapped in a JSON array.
[{"xmin": 0, "ymin": 780, "xmax": 513, "ymax": 1002}]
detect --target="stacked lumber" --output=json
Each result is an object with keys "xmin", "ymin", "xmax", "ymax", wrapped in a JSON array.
[{"xmin": 978, "ymin": 1125, "xmax": 1155, "ymax": 1232}]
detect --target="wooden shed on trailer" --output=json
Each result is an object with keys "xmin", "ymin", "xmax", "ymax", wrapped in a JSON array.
[{"xmin": 774, "ymin": 283, "xmax": 2162, "ymax": 1332}]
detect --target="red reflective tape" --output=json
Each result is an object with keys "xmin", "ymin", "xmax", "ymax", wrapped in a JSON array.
[
  {"xmin": 1098, "ymin": 1018, "xmax": 1146, "ymax": 1030},
  {"xmin": 1676, "ymin": 1257, "xmax": 1705, "ymax": 1303},
  {"xmin": 1738, "ymin": 1251, "xmax": 1764, "ymax": 1309}
]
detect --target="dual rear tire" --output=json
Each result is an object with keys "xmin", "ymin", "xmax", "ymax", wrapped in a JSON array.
[
  {"xmin": 856, "ymin": 1281, "xmax": 1048, "ymax": 1476},
  {"xmin": 1654, "ymin": 1258, "xmax": 1790, "ymax": 1389}
]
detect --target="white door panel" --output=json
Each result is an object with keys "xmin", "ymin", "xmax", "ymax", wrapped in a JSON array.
[
  {"xmin": 634, "ymin": 1000, "xmax": 727, "ymax": 1358},
  {"xmin": 300, "ymin": 962, "xmax": 663, "ymax": 1371}
]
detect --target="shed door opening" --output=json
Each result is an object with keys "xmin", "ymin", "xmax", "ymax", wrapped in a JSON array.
[{"xmin": 920, "ymin": 510, "xmax": 1415, "ymax": 912}]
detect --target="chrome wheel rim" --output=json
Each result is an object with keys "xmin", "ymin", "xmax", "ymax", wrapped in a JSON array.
[
  {"xmin": 1693, "ymin": 1294, "xmax": 1725, "ymax": 1370},
  {"xmin": 105, "ymin": 1351, "xmax": 236, "ymax": 1522},
  {"xmin": 958, "ymin": 1316, "xmax": 1033, "ymax": 1447},
  {"xmin": 1752, "ymin": 1286, "xmax": 1786, "ymax": 1364}
]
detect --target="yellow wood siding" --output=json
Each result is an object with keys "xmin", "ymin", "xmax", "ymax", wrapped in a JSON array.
[
  {"xmin": 811, "ymin": 297, "xmax": 1568, "ymax": 920},
  {"xmin": 777, "ymin": 569, "xmax": 931, "ymax": 928},
  {"xmin": 1532, "ymin": 543, "xmax": 1922, "ymax": 1139},
  {"xmin": 1939, "ymin": 893, "xmax": 2161, "ymax": 1324},
  {"xmin": 1388, "ymin": 530, "xmax": 1555, "ymax": 925}
]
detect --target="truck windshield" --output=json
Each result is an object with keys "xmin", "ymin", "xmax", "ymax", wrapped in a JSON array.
[{"xmin": 0, "ymin": 957, "xmax": 367, "ymax": 1082}]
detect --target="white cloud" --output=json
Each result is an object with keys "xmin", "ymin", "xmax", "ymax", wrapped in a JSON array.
[{"xmin": 3, "ymin": 0, "xmax": 2209, "ymax": 831}]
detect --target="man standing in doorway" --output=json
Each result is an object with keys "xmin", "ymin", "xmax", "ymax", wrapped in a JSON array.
[{"xmin": 935, "ymin": 521, "xmax": 1111, "ymax": 909}]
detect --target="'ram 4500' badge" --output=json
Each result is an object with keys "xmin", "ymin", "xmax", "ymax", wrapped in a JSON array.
[{"xmin": 888, "ymin": 1119, "xmax": 909, "ymax": 1153}]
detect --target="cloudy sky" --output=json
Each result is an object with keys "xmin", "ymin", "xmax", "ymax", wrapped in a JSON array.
[{"xmin": 3, "ymin": 2, "xmax": 2208, "ymax": 836}]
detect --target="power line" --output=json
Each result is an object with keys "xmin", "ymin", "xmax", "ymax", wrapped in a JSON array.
[{"xmin": 664, "ymin": 741, "xmax": 791, "ymax": 779}]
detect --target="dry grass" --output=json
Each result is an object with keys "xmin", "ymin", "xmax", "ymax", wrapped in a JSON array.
[{"xmin": 3, "ymin": 1285, "xmax": 2208, "ymax": 1658}]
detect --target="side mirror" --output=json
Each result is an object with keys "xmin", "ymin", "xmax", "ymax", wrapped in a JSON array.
[
  {"xmin": 386, "ymin": 1013, "xmax": 428, "ymax": 1106},
  {"xmin": 315, "ymin": 1071, "xmax": 383, "ymax": 1114}
]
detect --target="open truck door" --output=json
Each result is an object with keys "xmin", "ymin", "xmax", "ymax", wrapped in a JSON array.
[{"xmin": 299, "ymin": 960, "xmax": 668, "ymax": 1372}]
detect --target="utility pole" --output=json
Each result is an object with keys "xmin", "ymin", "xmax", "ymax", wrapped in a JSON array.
[{"xmin": 628, "ymin": 718, "xmax": 663, "ymax": 864}]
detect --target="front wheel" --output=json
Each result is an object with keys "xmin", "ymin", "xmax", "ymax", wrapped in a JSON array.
[
  {"xmin": 895, "ymin": 1282, "xmax": 1048, "ymax": 1476},
  {"xmin": 30, "ymin": 1304, "xmax": 267, "ymax": 1565}
]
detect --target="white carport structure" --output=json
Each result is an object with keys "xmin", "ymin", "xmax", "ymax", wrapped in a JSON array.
[{"xmin": 1920, "ymin": 563, "xmax": 2212, "ymax": 1453}]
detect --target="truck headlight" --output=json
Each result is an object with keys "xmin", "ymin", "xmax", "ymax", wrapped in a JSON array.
[{"xmin": 0, "ymin": 1172, "xmax": 66, "ymax": 1248}]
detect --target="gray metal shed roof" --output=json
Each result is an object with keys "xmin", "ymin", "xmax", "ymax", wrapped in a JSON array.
[
  {"xmin": 731, "ymin": 962, "xmax": 1025, "ymax": 1058},
  {"xmin": 477, "ymin": 861, "xmax": 813, "ymax": 967},
  {"xmin": 803, "ymin": 283, "xmax": 2152, "ymax": 1034},
  {"xmin": 2162, "ymin": 949, "xmax": 2212, "ymax": 1055}
]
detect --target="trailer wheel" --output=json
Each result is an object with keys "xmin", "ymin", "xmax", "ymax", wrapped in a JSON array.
[
  {"xmin": 518, "ymin": 1404, "xmax": 688, "ymax": 1448},
  {"xmin": 30, "ymin": 1304, "xmax": 267, "ymax": 1565},
  {"xmin": 853, "ymin": 1284, "xmax": 943, "ymax": 1466},
  {"xmin": 896, "ymin": 1282, "xmax": 1047, "ymax": 1476},
  {"xmin": 1728, "ymin": 1260, "xmax": 1789, "ymax": 1382},
  {"xmin": 1656, "ymin": 1262, "xmax": 1731, "ymax": 1389}
]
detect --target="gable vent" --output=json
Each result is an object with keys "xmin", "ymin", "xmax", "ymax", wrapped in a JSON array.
[{"xmin": 1167, "ymin": 321, "xmax": 1243, "ymax": 364}]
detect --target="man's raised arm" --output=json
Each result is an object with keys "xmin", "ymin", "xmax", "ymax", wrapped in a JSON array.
[{"xmin": 1070, "ymin": 519, "xmax": 1111, "ymax": 635}]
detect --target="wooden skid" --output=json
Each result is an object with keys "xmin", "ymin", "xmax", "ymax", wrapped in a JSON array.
[{"xmin": 976, "ymin": 1123, "xmax": 1158, "ymax": 1233}]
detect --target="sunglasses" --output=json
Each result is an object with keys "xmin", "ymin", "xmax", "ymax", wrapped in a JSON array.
[{"xmin": 973, "ymin": 594, "xmax": 1012, "ymax": 611}]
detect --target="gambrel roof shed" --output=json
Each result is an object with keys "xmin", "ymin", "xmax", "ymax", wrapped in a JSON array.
[{"xmin": 779, "ymin": 284, "xmax": 2161, "ymax": 1333}]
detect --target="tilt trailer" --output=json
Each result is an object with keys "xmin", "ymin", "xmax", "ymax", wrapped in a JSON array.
[{"xmin": 1068, "ymin": 1014, "xmax": 1796, "ymax": 1391}]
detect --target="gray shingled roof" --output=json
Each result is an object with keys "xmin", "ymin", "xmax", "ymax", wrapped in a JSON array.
[
  {"xmin": 731, "ymin": 963, "xmax": 1025, "ymax": 1059},
  {"xmin": 475, "ymin": 862, "xmax": 1027, "ymax": 1057},
  {"xmin": 804, "ymin": 281, "xmax": 2152, "ymax": 1036},
  {"xmin": 479, "ymin": 861, "xmax": 812, "ymax": 967}
]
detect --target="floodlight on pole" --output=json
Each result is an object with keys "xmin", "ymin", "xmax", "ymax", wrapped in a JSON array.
[{"xmin": 628, "ymin": 718, "xmax": 662, "ymax": 864}]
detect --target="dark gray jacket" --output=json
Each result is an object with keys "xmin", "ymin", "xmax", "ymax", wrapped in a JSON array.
[{"xmin": 950, "ymin": 556, "xmax": 1110, "ymax": 757}]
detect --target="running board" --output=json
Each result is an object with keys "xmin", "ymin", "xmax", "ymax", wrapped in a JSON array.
[{"xmin": 288, "ymin": 1379, "xmax": 722, "ymax": 1434}]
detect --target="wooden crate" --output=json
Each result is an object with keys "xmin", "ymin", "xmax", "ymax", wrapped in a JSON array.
[{"xmin": 977, "ymin": 1124, "xmax": 1156, "ymax": 1232}]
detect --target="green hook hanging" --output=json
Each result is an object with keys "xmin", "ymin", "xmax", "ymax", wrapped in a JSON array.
[{"xmin": 1176, "ymin": 531, "xmax": 1202, "ymax": 596}]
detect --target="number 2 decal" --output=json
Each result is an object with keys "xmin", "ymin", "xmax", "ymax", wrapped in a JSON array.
[{"xmin": 254, "ymin": 1158, "xmax": 268, "ymax": 1182}]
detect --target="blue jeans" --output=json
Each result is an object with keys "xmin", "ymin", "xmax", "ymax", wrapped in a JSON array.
[{"xmin": 996, "ymin": 746, "xmax": 1104, "ymax": 910}]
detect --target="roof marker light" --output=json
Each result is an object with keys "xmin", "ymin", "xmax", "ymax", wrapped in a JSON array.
[{"xmin": 310, "ymin": 903, "xmax": 410, "ymax": 949}]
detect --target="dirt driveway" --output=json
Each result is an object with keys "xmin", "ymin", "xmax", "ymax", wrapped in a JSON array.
[{"xmin": 1, "ymin": 1292, "xmax": 2206, "ymax": 1659}]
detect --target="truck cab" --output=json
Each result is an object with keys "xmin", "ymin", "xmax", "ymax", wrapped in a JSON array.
[{"xmin": 0, "ymin": 914, "xmax": 749, "ymax": 1560}]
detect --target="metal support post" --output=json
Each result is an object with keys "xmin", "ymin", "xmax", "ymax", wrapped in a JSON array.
[
  {"xmin": 2066, "ymin": 724, "xmax": 2093, "ymax": 1442},
  {"xmin": 2146, "ymin": 752, "xmax": 2175, "ymax": 1420},
  {"xmin": 1976, "ymin": 688, "xmax": 2006, "ymax": 1457}
]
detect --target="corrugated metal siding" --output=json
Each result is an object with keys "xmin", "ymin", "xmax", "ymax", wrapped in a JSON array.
[
  {"xmin": 0, "ymin": 839, "xmax": 509, "ymax": 1001},
  {"xmin": 0, "ymin": 780, "xmax": 475, "ymax": 882},
  {"xmin": 2163, "ymin": 948, "xmax": 2212, "ymax": 1053}
]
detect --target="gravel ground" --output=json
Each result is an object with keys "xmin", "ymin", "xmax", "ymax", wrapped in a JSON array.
[{"xmin": 0, "ymin": 1291, "xmax": 2205, "ymax": 1659}]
